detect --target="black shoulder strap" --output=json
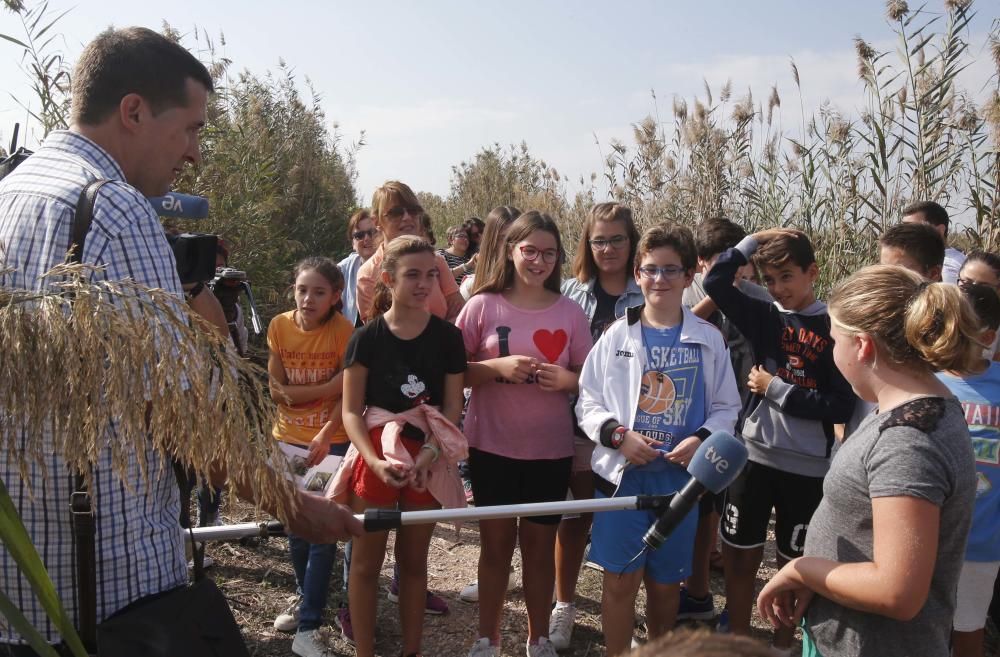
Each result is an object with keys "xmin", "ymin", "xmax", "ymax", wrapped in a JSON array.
[
  {"xmin": 68, "ymin": 179, "xmax": 110, "ymax": 265},
  {"xmin": 66, "ymin": 178, "xmax": 110, "ymax": 653}
]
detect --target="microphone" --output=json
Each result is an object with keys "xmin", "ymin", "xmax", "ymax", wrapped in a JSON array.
[
  {"xmin": 641, "ymin": 431, "xmax": 748, "ymax": 551},
  {"xmin": 146, "ymin": 192, "xmax": 209, "ymax": 219}
]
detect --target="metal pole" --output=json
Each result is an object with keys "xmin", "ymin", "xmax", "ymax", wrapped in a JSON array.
[{"xmin": 185, "ymin": 495, "xmax": 672, "ymax": 542}]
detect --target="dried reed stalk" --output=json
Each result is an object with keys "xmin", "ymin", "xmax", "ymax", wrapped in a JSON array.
[{"xmin": 0, "ymin": 261, "xmax": 297, "ymax": 524}]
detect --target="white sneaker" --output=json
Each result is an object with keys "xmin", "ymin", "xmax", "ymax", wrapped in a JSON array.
[
  {"xmin": 273, "ymin": 594, "xmax": 302, "ymax": 632},
  {"xmin": 526, "ymin": 636, "xmax": 559, "ymax": 657},
  {"xmin": 186, "ymin": 553, "xmax": 214, "ymax": 570},
  {"xmin": 292, "ymin": 629, "xmax": 332, "ymax": 657},
  {"xmin": 459, "ymin": 571, "xmax": 518, "ymax": 602},
  {"xmin": 548, "ymin": 603, "xmax": 576, "ymax": 650},
  {"xmin": 468, "ymin": 637, "xmax": 499, "ymax": 657}
]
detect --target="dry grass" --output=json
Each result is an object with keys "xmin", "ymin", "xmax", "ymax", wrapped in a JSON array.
[
  {"xmin": 208, "ymin": 498, "xmax": 793, "ymax": 657},
  {"xmin": 0, "ymin": 262, "xmax": 297, "ymax": 523}
]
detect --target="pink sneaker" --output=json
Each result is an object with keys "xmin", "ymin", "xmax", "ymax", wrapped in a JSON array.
[
  {"xmin": 334, "ymin": 606, "xmax": 354, "ymax": 645},
  {"xmin": 386, "ymin": 577, "xmax": 450, "ymax": 615}
]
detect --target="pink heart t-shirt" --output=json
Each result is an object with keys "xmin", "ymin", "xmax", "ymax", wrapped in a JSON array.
[{"xmin": 457, "ymin": 292, "xmax": 593, "ymax": 460}]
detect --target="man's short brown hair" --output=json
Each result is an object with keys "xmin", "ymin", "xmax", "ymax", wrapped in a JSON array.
[{"xmin": 72, "ymin": 27, "xmax": 213, "ymax": 125}]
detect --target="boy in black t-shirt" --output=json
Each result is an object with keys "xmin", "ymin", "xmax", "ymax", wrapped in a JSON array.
[{"xmin": 703, "ymin": 228, "xmax": 855, "ymax": 653}]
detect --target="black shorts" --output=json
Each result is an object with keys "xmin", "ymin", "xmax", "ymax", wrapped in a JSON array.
[
  {"xmin": 468, "ymin": 447, "xmax": 572, "ymax": 526},
  {"xmin": 720, "ymin": 460, "xmax": 824, "ymax": 560},
  {"xmin": 698, "ymin": 489, "xmax": 725, "ymax": 518}
]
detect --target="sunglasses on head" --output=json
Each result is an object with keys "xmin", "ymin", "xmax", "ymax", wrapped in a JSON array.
[
  {"xmin": 353, "ymin": 229, "xmax": 377, "ymax": 240},
  {"xmin": 384, "ymin": 205, "xmax": 422, "ymax": 220}
]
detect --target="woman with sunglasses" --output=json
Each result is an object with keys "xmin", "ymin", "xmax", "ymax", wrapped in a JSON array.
[
  {"xmin": 339, "ymin": 209, "xmax": 378, "ymax": 327},
  {"xmin": 550, "ymin": 202, "xmax": 643, "ymax": 649},
  {"xmin": 355, "ymin": 181, "xmax": 464, "ymax": 324},
  {"xmin": 458, "ymin": 211, "xmax": 592, "ymax": 657},
  {"xmin": 438, "ymin": 225, "xmax": 474, "ymax": 284}
]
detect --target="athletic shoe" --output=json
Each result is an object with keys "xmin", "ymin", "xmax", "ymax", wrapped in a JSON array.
[
  {"xmin": 291, "ymin": 629, "xmax": 333, "ymax": 657},
  {"xmin": 676, "ymin": 588, "xmax": 716, "ymax": 621},
  {"xmin": 335, "ymin": 606, "xmax": 354, "ymax": 645},
  {"xmin": 459, "ymin": 571, "xmax": 518, "ymax": 603},
  {"xmin": 526, "ymin": 636, "xmax": 558, "ymax": 657},
  {"xmin": 385, "ymin": 578, "xmax": 449, "ymax": 614},
  {"xmin": 548, "ymin": 603, "xmax": 576, "ymax": 650},
  {"xmin": 715, "ymin": 608, "xmax": 730, "ymax": 634},
  {"xmin": 463, "ymin": 478, "xmax": 475, "ymax": 505},
  {"xmin": 273, "ymin": 594, "xmax": 301, "ymax": 632},
  {"xmin": 187, "ymin": 553, "xmax": 214, "ymax": 570},
  {"xmin": 467, "ymin": 637, "xmax": 499, "ymax": 657}
]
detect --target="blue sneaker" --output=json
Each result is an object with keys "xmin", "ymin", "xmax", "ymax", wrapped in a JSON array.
[
  {"xmin": 715, "ymin": 608, "xmax": 730, "ymax": 634},
  {"xmin": 677, "ymin": 588, "xmax": 716, "ymax": 621}
]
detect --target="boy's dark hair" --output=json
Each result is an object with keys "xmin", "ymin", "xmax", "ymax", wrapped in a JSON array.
[
  {"xmin": 72, "ymin": 27, "xmax": 214, "ymax": 125},
  {"xmin": 960, "ymin": 282, "xmax": 1000, "ymax": 332},
  {"xmin": 694, "ymin": 217, "xmax": 747, "ymax": 261},
  {"xmin": 754, "ymin": 229, "xmax": 815, "ymax": 271},
  {"xmin": 635, "ymin": 223, "xmax": 697, "ymax": 272},
  {"xmin": 902, "ymin": 200, "xmax": 950, "ymax": 229},
  {"xmin": 879, "ymin": 223, "xmax": 945, "ymax": 272}
]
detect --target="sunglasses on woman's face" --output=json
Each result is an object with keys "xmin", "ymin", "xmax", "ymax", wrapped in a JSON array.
[
  {"xmin": 353, "ymin": 229, "xmax": 376, "ymax": 240},
  {"xmin": 384, "ymin": 205, "xmax": 422, "ymax": 220}
]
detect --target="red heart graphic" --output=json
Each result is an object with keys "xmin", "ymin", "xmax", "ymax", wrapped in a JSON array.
[{"xmin": 533, "ymin": 329, "xmax": 568, "ymax": 364}]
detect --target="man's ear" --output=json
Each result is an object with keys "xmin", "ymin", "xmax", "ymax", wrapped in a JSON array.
[
  {"xmin": 929, "ymin": 264, "xmax": 943, "ymax": 283},
  {"xmin": 980, "ymin": 328, "xmax": 997, "ymax": 351},
  {"xmin": 119, "ymin": 93, "xmax": 146, "ymax": 134}
]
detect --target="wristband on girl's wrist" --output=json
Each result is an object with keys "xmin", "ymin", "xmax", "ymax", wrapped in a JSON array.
[{"xmin": 419, "ymin": 442, "xmax": 441, "ymax": 463}]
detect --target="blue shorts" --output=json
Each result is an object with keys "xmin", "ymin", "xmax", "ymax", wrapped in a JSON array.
[{"xmin": 589, "ymin": 463, "xmax": 697, "ymax": 584}]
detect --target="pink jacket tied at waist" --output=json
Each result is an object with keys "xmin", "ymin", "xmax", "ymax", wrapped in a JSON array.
[{"xmin": 327, "ymin": 404, "xmax": 468, "ymax": 508}]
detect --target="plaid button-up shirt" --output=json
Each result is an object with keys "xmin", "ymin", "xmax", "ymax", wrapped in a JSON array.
[{"xmin": 0, "ymin": 131, "xmax": 188, "ymax": 645}]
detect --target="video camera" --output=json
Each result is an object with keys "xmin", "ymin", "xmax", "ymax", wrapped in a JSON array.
[
  {"xmin": 209, "ymin": 267, "xmax": 263, "ymax": 337},
  {"xmin": 148, "ymin": 192, "xmax": 217, "ymax": 285}
]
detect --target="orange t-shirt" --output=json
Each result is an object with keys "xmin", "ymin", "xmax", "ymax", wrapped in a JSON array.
[
  {"xmin": 355, "ymin": 244, "xmax": 460, "ymax": 322},
  {"xmin": 267, "ymin": 309, "xmax": 354, "ymax": 445}
]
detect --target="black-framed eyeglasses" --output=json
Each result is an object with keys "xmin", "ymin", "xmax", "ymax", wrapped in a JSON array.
[
  {"xmin": 518, "ymin": 245, "xmax": 560, "ymax": 264},
  {"xmin": 638, "ymin": 265, "xmax": 687, "ymax": 280},
  {"xmin": 384, "ymin": 205, "xmax": 423, "ymax": 220},
  {"xmin": 353, "ymin": 229, "xmax": 377, "ymax": 240},
  {"xmin": 589, "ymin": 235, "xmax": 628, "ymax": 251}
]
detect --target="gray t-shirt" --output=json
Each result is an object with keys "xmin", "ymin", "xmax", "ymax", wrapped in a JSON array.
[{"xmin": 804, "ymin": 397, "xmax": 976, "ymax": 657}]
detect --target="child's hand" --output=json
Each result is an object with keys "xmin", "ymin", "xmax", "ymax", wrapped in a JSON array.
[
  {"xmin": 306, "ymin": 432, "xmax": 332, "ymax": 467},
  {"xmin": 371, "ymin": 459, "xmax": 410, "ymax": 488},
  {"xmin": 496, "ymin": 355, "xmax": 537, "ymax": 383},
  {"xmin": 664, "ymin": 435, "xmax": 702, "ymax": 468},
  {"xmin": 753, "ymin": 228, "xmax": 803, "ymax": 243},
  {"xmin": 411, "ymin": 461, "xmax": 432, "ymax": 490},
  {"xmin": 747, "ymin": 365, "xmax": 775, "ymax": 395},
  {"xmin": 535, "ymin": 363, "xmax": 573, "ymax": 392},
  {"xmin": 621, "ymin": 430, "xmax": 663, "ymax": 466}
]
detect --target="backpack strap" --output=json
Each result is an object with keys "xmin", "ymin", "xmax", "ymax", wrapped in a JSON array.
[
  {"xmin": 68, "ymin": 180, "xmax": 110, "ymax": 265},
  {"xmin": 66, "ymin": 178, "xmax": 110, "ymax": 653}
]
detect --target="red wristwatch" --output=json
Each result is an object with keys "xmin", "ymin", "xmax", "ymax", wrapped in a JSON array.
[{"xmin": 610, "ymin": 425, "xmax": 627, "ymax": 449}]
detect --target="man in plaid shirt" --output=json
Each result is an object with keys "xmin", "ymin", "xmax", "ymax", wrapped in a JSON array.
[{"xmin": 0, "ymin": 27, "xmax": 360, "ymax": 655}]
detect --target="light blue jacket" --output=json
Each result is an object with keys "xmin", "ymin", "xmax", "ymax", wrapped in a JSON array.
[{"xmin": 561, "ymin": 276, "xmax": 644, "ymax": 323}]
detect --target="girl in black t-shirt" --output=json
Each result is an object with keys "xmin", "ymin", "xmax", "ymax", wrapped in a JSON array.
[{"xmin": 342, "ymin": 236, "xmax": 467, "ymax": 657}]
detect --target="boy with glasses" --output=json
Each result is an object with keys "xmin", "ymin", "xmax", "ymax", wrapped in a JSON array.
[{"xmin": 576, "ymin": 224, "xmax": 740, "ymax": 656}]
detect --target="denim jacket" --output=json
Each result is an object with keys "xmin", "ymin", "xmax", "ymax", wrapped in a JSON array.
[{"xmin": 561, "ymin": 276, "xmax": 644, "ymax": 322}]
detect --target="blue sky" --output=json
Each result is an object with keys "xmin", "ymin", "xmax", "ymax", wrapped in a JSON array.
[{"xmin": 0, "ymin": 1, "xmax": 994, "ymax": 203}]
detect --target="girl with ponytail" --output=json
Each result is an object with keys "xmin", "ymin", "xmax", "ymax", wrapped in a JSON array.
[{"xmin": 757, "ymin": 264, "xmax": 980, "ymax": 657}]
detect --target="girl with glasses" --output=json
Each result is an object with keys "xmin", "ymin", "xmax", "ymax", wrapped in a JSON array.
[
  {"xmin": 553, "ymin": 202, "xmax": 643, "ymax": 649},
  {"xmin": 457, "ymin": 211, "xmax": 592, "ymax": 657}
]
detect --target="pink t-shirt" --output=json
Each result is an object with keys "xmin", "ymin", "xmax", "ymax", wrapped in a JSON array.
[{"xmin": 457, "ymin": 292, "xmax": 593, "ymax": 460}]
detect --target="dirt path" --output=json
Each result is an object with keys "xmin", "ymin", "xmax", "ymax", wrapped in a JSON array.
[{"xmin": 206, "ymin": 500, "xmax": 796, "ymax": 656}]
